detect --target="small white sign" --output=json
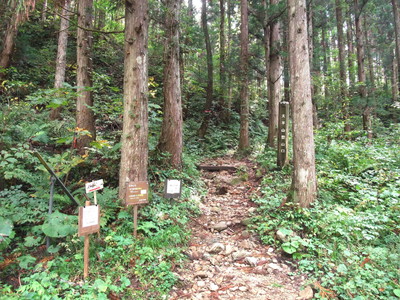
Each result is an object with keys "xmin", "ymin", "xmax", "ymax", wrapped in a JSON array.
[
  {"xmin": 85, "ymin": 179, "xmax": 104, "ymax": 193},
  {"xmin": 166, "ymin": 179, "xmax": 181, "ymax": 194},
  {"xmin": 82, "ymin": 205, "xmax": 99, "ymax": 228},
  {"xmin": 141, "ymin": 189, "xmax": 147, "ymax": 194}
]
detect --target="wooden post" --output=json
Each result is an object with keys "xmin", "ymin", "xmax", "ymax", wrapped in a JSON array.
[
  {"xmin": 93, "ymin": 190, "xmax": 97, "ymax": 205},
  {"xmin": 46, "ymin": 176, "xmax": 56, "ymax": 250},
  {"xmin": 83, "ymin": 200, "xmax": 90, "ymax": 279},
  {"xmin": 133, "ymin": 205, "xmax": 138, "ymax": 238},
  {"xmin": 277, "ymin": 101, "xmax": 289, "ymax": 168}
]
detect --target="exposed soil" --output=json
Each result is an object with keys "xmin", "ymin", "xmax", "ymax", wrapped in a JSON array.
[{"xmin": 169, "ymin": 156, "xmax": 311, "ymax": 300}]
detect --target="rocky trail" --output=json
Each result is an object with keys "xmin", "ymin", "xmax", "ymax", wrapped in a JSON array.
[{"xmin": 169, "ymin": 156, "xmax": 312, "ymax": 300}]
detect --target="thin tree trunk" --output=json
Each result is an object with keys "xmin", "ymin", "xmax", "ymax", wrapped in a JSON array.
[
  {"xmin": 347, "ymin": 9, "xmax": 355, "ymax": 88},
  {"xmin": 0, "ymin": 0, "xmax": 19, "ymax": 80},
  {"xmin": 354, "ymin": 0, "xmax": 371, "ymax": 138},
  {"xmin": 288, "ymin": 0, "xmax": 317, "ymax": 208},
  {"xmin": 157, "ymin": 0, "xmax": 183, "ymax": 170},
  {"xmin": 392, "ymin": 0, "xmax": 400, "ymax": 90},
  {"xmin": 118, "ymin": 0, "xmax": 149, "ymax": 200},
  {"xmin": 41, "ymin": 0, "xmax": 48, "ymax": 22},
  {"xmin": 238, "ymin": 0, "xmax": 249, "ymax": 151},
  {"xmin": 321, "ymin": 21, "xmax": 329, "ymax": 100},
  {"xmin": 267, "ymin": 0, "xmax": 282, "ymax": 148},
  {"xmin": 393, "ymin": 53, "xmax": 399, "ymax": 103},
  {"xmin": 336, "ymin": 0, "xmax": 350, "ymax": 131},
  {"xmin": 219, "ymin": 0, "xmax": 228, "ymax": 122},
  {"xmin": 50, "ymin": 0, "xmax": 71, "ymax": 120},
  {"xmin": 76, "ymin": 0, "xmax": 96, "ymax": 150},
  {"xmin": 198, "ymin": 0, "xmax": 214, "ymax": 138},
  {"xmin": 226, "ymin": 0, "xmax": 233, "ymax": 117}
]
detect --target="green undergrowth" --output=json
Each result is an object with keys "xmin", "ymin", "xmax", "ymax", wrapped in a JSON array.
[
  {"xmin": 252, "ymin": 123, "xmax": 400, "ymax": 299},
  {"xmin": 0, "ymin": 105, "xmax": 206, "ymax": 299}
]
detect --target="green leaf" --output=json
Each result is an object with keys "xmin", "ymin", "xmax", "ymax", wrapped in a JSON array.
[
  {"xmin": 0, "ymin": 217, "xmax": 13, "ymax": 236},
  {"xmin": 394, "ymin": 289, "xmax": 400, "ymax": 298},
  {"xmin": 24, "ymin": 236, "xmax": 41, "ymax": 247},
  {"xmin": 18, "ymin": 255, "xmax": 36, "ymax": 269},
  {"xmin": 282, "ymin": 242, "xmax": 297, "ymax": 254},
  {"xmin": 42, "ymin": 211, "xmax": 77, "ymax": 238},
  {"xmin": 93, "ymin": 279, "xmax": 108, "ymax": 293}
]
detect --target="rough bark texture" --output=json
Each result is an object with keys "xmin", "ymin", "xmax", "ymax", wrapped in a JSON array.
[
  {"xmin": 157, "ymin": 0, "xmax": 183, "ymax": 170},
  {"xmin": 336, "ymin": 0, "xmax": 350, "ymax": 131},
  {"xmin": 0, "ymin": 0, "xmax": 19, "ymax": 80},
  {"xmin": 354, "ymin": 0, "xmax": 371, "ymax": 138},
  {"xmin": 50, "ymin": 0, "xmax": 71, "ymax": 120},
  {"xmin": 198, "ymin": 0, "xmax": 214, "ymax": 138},
  {"xmin": 393, "ymin": 0, "xmax": 400, "ymax": 90},
  {"xmin": 288, "ymin": 0, "xmax": 317, "ymax": 208},
  {"xmin": 76, "ymin": 0, "xmax": 96, "ymax": 150},
  {"xmin": 347, "ymin": 9, "xmax": 355, "ymax": 87},
  {"xmin": 393, "ymin": 54, "xmax": 399, "ymax": 102},
  {"xmin": 219, "ymin": 0, "xmax": 228, "ymax": 122},
  {"xmin": 118, "ymin": 0, "xmax": 149, "ymax": 200},
  {"xmin": 238, "ymin": 0, "xmax": 249, "ymax": 151},
  {"xmin": 321, "ymin": 22, "xmax": 330, "ymax": 99},
  {"xmin": 267, "ymin": 0, "xmax": 282, "ymax": 148}
]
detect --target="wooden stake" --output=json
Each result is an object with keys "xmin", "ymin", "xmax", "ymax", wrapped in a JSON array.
[
  {"xmin": 93, "ymin": 191, "xmax": 97, "ymax": 205},
  {"xmin": 133, "ymin": 205, "xmax": 138, "ymax": 238},
  {"xmin": 83, "ymin": 200, "xmax": 90, "ymax": 279}
]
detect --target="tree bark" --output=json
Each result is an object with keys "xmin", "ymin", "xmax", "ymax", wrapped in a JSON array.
[
  {"xmin": 118, "ymin": 0, "xmax": 149, "ymax": 200},
  {"xmin": 393, "ymin": 53, "xmax": 399, "ymax": 103},
  {"xmin": 198, "ymin": 0, "xmax": 214, "ymax": 138},
  {"xmin": 76, "ymin": 0, "xmax": 96, "ymax": 150},
  {"xmin": 0, "ymin": 0, "xmax": 19, "ymax": 81},
  {"xmin": 347, "ymin": 9, "xmax": 355, "ymax": 89},
  {"xmin": 392, "ymin": 0, "xmax": 400, "ymax": 90},
  {"xmin": 219, "ymin": 0, "xmax": 228, "ymax": 122},
  {"xmin": 157, "ymin": 0, "xmax": 183, "ymax": 170},
  {"xmin": 336, "ymin": 0, "xmax": 350, "ymax": 131},
  {"xmin": 354, "ymin": 0, "xmax": 371, "ymax": 138},
  {"xmin": 238, "ymin": 0, "xmax": 250, "ymax": 151},
  {"xmin": 288, "ymin": 0, "xmax": 317, "ymax": 208},
  {"xmin": 50, "ymin": 0, "xmax": 71, "ymax": 120},
  {"xmin": 267, "ymin": 0, "xmax": 282, "ymax": 148}
]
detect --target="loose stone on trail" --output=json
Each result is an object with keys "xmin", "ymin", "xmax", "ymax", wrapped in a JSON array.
[{"xmin": 169, "ymin": 156, "xmax": 307, "ymax": 300}]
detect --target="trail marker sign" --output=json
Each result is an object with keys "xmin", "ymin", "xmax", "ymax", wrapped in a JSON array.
[
  {"xmin": 85, "ymin": 180, "xmax": 104, "ymax": 193},
  {"xmin": 125, "ymin": 181, "xmax": 148, "ymax": 206},
  {"xmin": 164, "ymin": 179, "xmax": 182, "ymax": 198},
  {"xmin": 78, "ymin": 205, "xmax": 100, "ymax": 236}
]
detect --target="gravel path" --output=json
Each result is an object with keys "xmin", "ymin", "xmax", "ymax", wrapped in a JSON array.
[{"xmin": 169, "ymin": 156, "xmax": 312, "ymax": 300}]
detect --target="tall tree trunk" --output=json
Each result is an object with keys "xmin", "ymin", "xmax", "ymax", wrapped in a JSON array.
[
  {"xmin": 41, "ymin": 0, "xmax": 48, "ymax": 22},
  {"xmin": 267, "ymin": 0, "xmax": 282, "ymax": 148},
  {"xmin": 226, "ymin": 0, "xmax": 233, "ymax": 116},
  {"xmin": 393, "ymin": 53, "xmax": 399, "ymax": 103},
  {"xmin": 76, "ymin": 0, "xmax": 96, "ymax": 150},
  {"xmin": 262, "ymin": 0, "xmax": 270, "ymax": 125},
  {"xmin": 157, "ymin": 0, "xmax": 183, "ymax": 170},
  {"xmin": 118, "ymin": 0, "xmax": 149, "ymax": 200},
  {"xmin": 288, "ymin": 0, "xmax": 317, "ymax": 208},
  {"xmin": 0, "ymin": 0, "xmax": 19, "ymax": 81},
  {"xmin": 283, "ymin": 20, "xmax": 290, "ymax": 103},
  {"xmin": 321, "ymin": 21, "xmax": 329, "ymax": 100},
  {"xmin": 354, "ymin": 0, "xmax": 371, "ymax": 138},
  {"xmin": 238, "ymin": 0, "xmax": 249, "ymax": 151},
  {"xmin": 347, "ymin": 9, "xmax": 355, "ymax": 89},
  {"xmin": 50, "ymin": 0, "xmax": 71, "ymax": 120},
  {"xmin": 188, "ymin": 0, "xmax": 193, "ymax": 16},
  {"xmin": 392, "ymin": 0, "xmax": 400, "ymax": 90},
  {"xmin": 336, "ymin": 0, "xmax": 350, "ymax": 131},
  {"xmin": 198, "ymin": 0, "xmax": 214, "ymax": 138},
  {"xmin": 307, "ymin": 0, "xmax": 319, "ymax": 128},
  {"xmin": 219, "ymin": 0, "xmax": 228, "ymax": 122}
]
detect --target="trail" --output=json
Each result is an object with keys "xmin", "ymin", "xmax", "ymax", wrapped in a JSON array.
[{"xmin": 170, "ymin": 156, "xmax": 311, "ymax": 300}]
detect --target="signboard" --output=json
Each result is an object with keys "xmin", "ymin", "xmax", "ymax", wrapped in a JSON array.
[
  {"xmin": 164, "ymin": 179, "xmax": 182, "ymax": 198},
  {"xmin": 277, "ymin": 102, "xmax": 289, "ymax": 167},
  {"xmin": 85, "ymin": 179, "xmax": 104, "ymax": 193},
  {"xmin": 78, "ymin": 205, "xmax": 100, "ymax": 236},
  {"xmin": 125, "ymin": 181, "xmax": 149, "ymax": 205}
]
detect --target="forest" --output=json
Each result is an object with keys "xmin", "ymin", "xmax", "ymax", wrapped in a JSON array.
[{"xmin": 0, "ymin": 0, "xmax": 399, "ymax": 299}]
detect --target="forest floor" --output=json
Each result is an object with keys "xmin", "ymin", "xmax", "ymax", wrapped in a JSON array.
[{"xmin": 169, "ymin": 156, "xmax": 312, "ymax": 300}]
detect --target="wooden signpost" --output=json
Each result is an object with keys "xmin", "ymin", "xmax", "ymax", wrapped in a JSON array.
[
  {"xmin": 78, "ymin": 201, "xmax": 100, "ymax": 279},
  {"xmin": 85, "ymin": 179, "xmax": 104, "ymax": 205},
  {"xmin": 277, "ymin": 101, "xmax": 289, "ymax": 168},
  {"xmin": 164, "ymin": 179, "xmax": 182, "ymax": 199},
  {"xmin": 125, "ymin": 181, "xmax": 148, "ymax": 237}
]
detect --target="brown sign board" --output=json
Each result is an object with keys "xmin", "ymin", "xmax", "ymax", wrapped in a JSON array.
[
  {"xmin": 78, "ymin": 205, "xmax": 100, "ymax": 236},
  {"xmin": 125, "ymin": 181, "xmax": 149, "ymax": 206}
]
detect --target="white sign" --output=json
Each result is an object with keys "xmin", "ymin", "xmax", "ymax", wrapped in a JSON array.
[
  {"xmin": 166, "ymin": 179, "xmax": 181, "ymax": 194},
  {"xmin": 85, "ymin": 179, "xmax": 104, "ymax": 193},
  {"xmin": 82, "ymin": 205, "xmax": 99, "ymax": 228}
]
